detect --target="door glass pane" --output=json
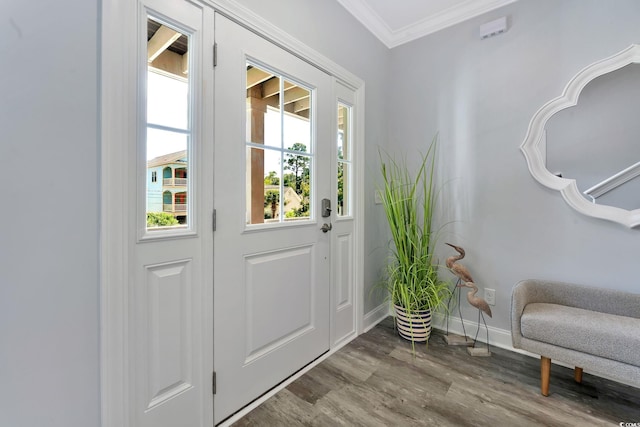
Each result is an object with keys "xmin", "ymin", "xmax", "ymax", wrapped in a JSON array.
[
  {"xmin": 284, "ymin": 151, "xmax": 311, "ymax": 221},
  {"xmin": 283, "ymin": 80, "xmax": 311, "ymax": 151},
  {"xmin": 246, "ymin": 147, "xmax": 283, "ymax": 224},
  {"xmin": 147, "ymin": 71, "xmax": 188, "ymax": 129},
  {"xmin": 147, "ymin": 128, "xmax": 188, "ymax": 162},
  {"xmin": 246, "ymin": 62, "xmax": 313, "ymax": 225},
  {"xmin": 247, "ymin": 65, "xmax": 280, "ymax": 148},
  {"xmin": 337, "ymin": 103, "xmax": 351, "ymax": 216},
  {"xmin": 263, "ymin": 154, "xmax": 283, "ymax": 222},
  {"xmin": 145, "ymin": 16, "xmax": 190, "ymax": 230}
]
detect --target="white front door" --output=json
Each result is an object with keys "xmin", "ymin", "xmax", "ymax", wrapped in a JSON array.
[{"xmin": 213, "ymin": 14, "xmax": 333, "ymax": 423}]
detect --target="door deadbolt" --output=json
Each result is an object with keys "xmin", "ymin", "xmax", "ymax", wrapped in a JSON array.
[{"xmin": 321, "ymin": 198, "xmax": 332, "ymax": 218}]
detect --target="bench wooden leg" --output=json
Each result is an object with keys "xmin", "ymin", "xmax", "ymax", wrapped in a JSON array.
[
  {"xmin": 574, "ymin": 367, "xmax": 583, "ymax": 384},
  {"xmin": 541, "ymin": 356, "xmax": 551, "ymax": 396}
]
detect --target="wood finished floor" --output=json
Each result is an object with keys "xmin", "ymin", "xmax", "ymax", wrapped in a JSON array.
[{"xmin": 233, "ymin": 317, "xmax": 640, "ymax": 426}]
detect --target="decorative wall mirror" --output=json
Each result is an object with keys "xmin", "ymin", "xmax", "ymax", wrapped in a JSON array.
[{"xmin": 521, "ymin": 44, "xmax": 640, "ymax": 228}]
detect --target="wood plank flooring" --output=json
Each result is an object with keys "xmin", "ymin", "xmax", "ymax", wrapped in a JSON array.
[{"xmin": 233, "ymin": 317, "xmax": 640, "ymax": 426}]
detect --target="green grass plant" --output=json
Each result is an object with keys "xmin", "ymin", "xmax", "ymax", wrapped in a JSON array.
[{"xmin": 378, "ymin": 135, "xmax": 451, "ymax": 340}]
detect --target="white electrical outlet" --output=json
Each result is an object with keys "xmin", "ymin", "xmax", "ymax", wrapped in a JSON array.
[
  {"xmin": 485, "ymin": 288, "xmax": 496, "ymax": 306},
  {"xmin": 374, "ymin": 191, "xmax": 382, "ymax": 204}
]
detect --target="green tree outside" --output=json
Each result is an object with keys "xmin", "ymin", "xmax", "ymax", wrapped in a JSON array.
[
  {"xmin": 284, "ymin": 143, "xmax": 310, "ymax": 217},
  {"xmin": 264, "ymin": 189, "xmax": 279, "ymax": 219},
  {"xmin": 147, "ymin": 212, "xmax": 179, "ymax": 227}
]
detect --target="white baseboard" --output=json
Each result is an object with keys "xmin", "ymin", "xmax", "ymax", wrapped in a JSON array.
[
  {"xmin": 363, "ymin": 301, "xmax": 390, "ymax": 332},
  {"xmin": 432, "ymin": 313, "xmax": 514, "ymax": 351},
  {"xmin": 333, "ymin": 330, "xmax": 357, "ymax": 349},
  {"xmin": 432, "ymin": 314, "xmax": 580, "ymax": 370},
  {"xmin": 432, "ymin": 313, "xmax": 639, "ymax": 389}
]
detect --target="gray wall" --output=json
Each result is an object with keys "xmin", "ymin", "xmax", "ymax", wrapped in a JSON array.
[
  {"xmin": 233, "ymin": 0, "xmax": 392, "ymax": 313},
  {"xmin": 388, "ymin": 0, "xmax": 640, "ymax": 332},
  {"xmin": 0, "ymin": 0, "xmax": 100, "ymax": 426}
]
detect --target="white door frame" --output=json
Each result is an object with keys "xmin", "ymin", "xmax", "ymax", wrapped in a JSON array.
[{"xmin": 101, "ymin": 1, "xmax": 365, "ymax": 426}]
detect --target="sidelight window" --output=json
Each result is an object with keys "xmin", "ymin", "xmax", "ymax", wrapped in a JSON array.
[
  {"xmin": 144, "ymin": 16, "xmax": 191, "ymax": 230},
  {"xmin": 337, "ymin": 103, "xmax": 352, "ymax": 217}
]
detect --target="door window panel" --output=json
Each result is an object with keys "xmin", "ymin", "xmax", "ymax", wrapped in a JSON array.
[
  {"xmin": 283, "ymin": 149, "xmax": 311, "ymax": 221},
  {"xmin": 145, "ymin": 16, "xmax": 191, "ymax": 230},
  {"xmin": 337, "ymin": 103, "xmax": 352, "ymax": 217},
  {"xmin": 147, "ymin": 71, "xmax": 188, "ymax": 129},
  {"xmin": 247, "ymin": 67, "xmax": 281, "ymax": 148},
  {"xmin": 246, "ymin": 63, "xmax": 313, "ymax": 225},
  {"xmin": 246, "ymin": 147, "xmax": 283, "ymax": 223}
]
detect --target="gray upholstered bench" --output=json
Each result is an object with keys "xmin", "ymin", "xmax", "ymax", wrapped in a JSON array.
[{"xmin": 511, "ymin": 279, "xmax": 640, "ymax": 396}]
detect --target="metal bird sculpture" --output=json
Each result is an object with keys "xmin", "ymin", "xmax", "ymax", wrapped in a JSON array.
[
  {"xmin": 457, "ymin": 281, "xmax": 492, "ymax": 318},
  {"xmin": 444, "ymin": 243, "xmax": 492, "ymax": 355},
  {"xmin": 459, "ymin": 280, "xmax": 492, "ymax": 355},
  {"xmin": 445, "ymin": 243, "xmax": 474, "ymax": 283}
]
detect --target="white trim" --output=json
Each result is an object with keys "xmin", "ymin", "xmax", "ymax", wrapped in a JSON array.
[
  {"xmin": 333, "ymin": 330, "xmax": 357, "ymax": 349},
  {"xmin": 101, "ymin": 0, "xmax": 136, "ymax": 425},
  {"xmin": 521, "ymin": 44, "xmax": 640, "ymax": 228},
  {"xmin": 354, "ymin": 85, "xmax": 366, "ymax": 336},
  {"xmin": 363, "ymin": 301, "xmax": 391, "ymax": 332},
  {"xmin": 335, "ymin": 0, "xmax": 518, "ymax": 48},
  {"xmin": 204, "ymin": 0, "xmax": 364, "ymax": 87},
  {"xmin": 334, "ymin": 0, "xmax": 391, "ymax": 46},
  {"xmin": 102, "ymin": 1, "xmax": 366, "ymax": 426},
  {"xmin": 432, "ymin": 313, "xmax": 513, "ymax": 350}
]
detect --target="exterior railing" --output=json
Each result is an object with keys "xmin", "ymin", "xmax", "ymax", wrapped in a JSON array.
[
  {"xmin": 163, "ymin": 204, "xmax": 187, "ymax": 213},
  {"xmin": 163, "ymin": 178, "xmax": 187, "ymax": 186}
]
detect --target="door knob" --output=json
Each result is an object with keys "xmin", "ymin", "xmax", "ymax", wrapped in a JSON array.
[{"xmin": 321, "ymin": 223, "xmax": 332, "ymax": 233}]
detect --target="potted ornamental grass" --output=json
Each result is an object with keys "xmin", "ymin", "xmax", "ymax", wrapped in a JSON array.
[{"xmin": 378, "ymin": 135, "xmax": 451, "ymax": 345}]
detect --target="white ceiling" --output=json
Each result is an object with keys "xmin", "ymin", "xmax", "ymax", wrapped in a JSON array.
[{"xmin": 336, "ymin": 0, "xmax": 518, "ymax": 48}]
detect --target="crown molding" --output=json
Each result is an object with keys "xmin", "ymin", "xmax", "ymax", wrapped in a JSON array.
[{"xmin": 336, "ymin": 0, "xmax": 518, "ymax": 48}]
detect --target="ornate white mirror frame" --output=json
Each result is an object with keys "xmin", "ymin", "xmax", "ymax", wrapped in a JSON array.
[{"xmin": 521, "ymin": 44, "xmax": 640, "ymax": 228}]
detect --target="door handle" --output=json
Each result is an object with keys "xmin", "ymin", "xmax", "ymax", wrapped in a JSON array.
[{"xmin": 321, "ymin": 223, "xmax": 332, "ymax": 233}]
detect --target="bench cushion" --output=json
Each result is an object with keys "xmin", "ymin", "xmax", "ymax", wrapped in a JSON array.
[{"xmin": 520, "ymin": 303, "xmax": 640, "ymax": 367}]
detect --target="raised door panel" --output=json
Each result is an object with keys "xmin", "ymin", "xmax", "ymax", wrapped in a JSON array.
[
  {"xmin": 334, "ymin": 232, "xmax": 355, "ymax": 342},
  {"xmin": 245, "ymin": 246, "xmax": 315, "ymax": 361},
  {"xmin": 145, "ymin": 260, "xmax": 193, "ymax": 409}
]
